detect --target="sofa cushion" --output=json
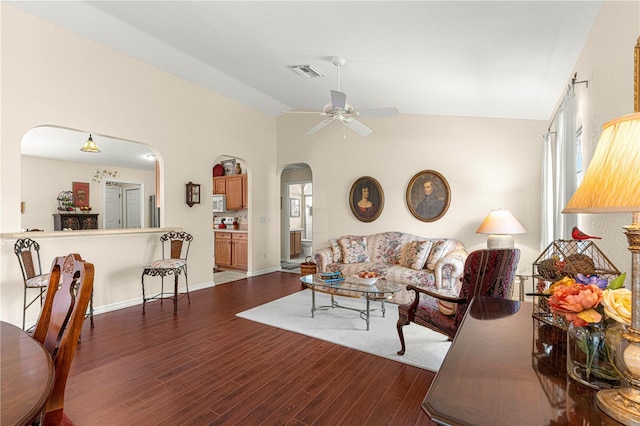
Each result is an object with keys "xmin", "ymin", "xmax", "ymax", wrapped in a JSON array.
[
  {"xmin": 427, "ymin": 239, "xmax": 454, "ymax": 270},
  {"xmin": 399, "ymin": 240, "xmax": 432, "ymax": 270},
  {"xmin": 339, "ymin": 236, "xmax": 369, "ymax": 264},
  {"xmin": 366, "ymin": 231, "xmax": 407, "ymax": 264},
  {"xmin": 329, "ymin": 238, "xmax": 343, "ymax": 263}
]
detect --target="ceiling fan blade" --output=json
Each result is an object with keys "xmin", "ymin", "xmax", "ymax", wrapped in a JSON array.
[
  {"xmin": 305, "ymin": 118, "xmax": 333, "ymax": 135},
  {"xmin": 344, "ymin": 118, "xmax": 372, "ymax": 136},
  {"xmin": 283, "ymin": 110, "xmax": 323, "ymax": 114},
  {"xmin": 331, "ymin": 90, "xmax": 347, "ymax": 110},
  {"xmin": 357, "ymin": 107, "xmax": 400, "ymax": 117}
]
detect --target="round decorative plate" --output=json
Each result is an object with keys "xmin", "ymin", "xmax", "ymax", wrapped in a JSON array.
[{"xmin": 213, "ymin": 164, "xmax": 224, "ymax": 177}]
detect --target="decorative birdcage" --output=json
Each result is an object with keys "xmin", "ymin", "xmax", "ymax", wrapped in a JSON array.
[
  {"xmin": 532, "ymin": 239, "xmax": 621, "ymax": 329},
  {"xmin": 57, "ymin": 191, "xmax": 74, "ymax": 211}
]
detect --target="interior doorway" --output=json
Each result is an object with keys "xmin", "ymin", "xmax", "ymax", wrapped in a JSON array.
[
  {"xmin": 103, "ymin": 180, "xmax": 144, "ymax": 229},
  {"xmin": 281, "ymin": 164, "xmax": 312, "ymax": 267}
]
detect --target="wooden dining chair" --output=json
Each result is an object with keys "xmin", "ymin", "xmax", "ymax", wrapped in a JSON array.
[
  {"xmin": 32, "ymin": 253, "xmax": 94, "ymax": 426},
  {"xmin": 397, "ymin": 248, "xmax": 520, "ymax": 355}
]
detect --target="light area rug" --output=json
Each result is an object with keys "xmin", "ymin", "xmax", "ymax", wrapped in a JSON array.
[{"xmin": 236, "ymin": 289, "xmax": 451, "ymax": 372}]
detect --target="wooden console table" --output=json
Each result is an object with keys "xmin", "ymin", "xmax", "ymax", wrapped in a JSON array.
[
  {"xmin": 53, "ymin": 213, "xmax": 99, "ymax": 230},
  {"xmin": 422, "ymin": 296, "xmax": 622, "ymax": 425}
]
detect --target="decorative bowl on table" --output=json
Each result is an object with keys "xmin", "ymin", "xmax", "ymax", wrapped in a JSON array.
[
  {"xmin": 355, "ymin": 272, "xmax": 379, "ymax": 285},
  {"xmin": 356, "ymin": 277, "xmax": 378, "ymax": 285}
]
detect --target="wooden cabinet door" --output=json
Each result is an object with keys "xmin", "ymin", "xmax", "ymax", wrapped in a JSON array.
[
  {"xmin": 289, "ymin": 230, "xmax": 301, "ymax": 257},
  {"xmin": 226, "ymin": 175, "xmax": 244, "ymax": 210},
  {"xmin": 294, "ymin": 231, "xmax": 301, "ymax": 256},
  {"xmin": 242, "ymin": 174, "xmax": 248, "ymax": 208},
  {"xmin": 232, "ymin": 233, "xmax": 248, "ymax": 269},
  {"xmin": 213, "ymin": 177, "xmax": 227, "ymax": 195},
  {"xmin": 215, "ymin": 232, "xmax": 232, "ymax": 267}
]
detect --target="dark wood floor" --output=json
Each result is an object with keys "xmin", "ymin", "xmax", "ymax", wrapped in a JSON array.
[{"xmin": 64, "ymin": 272, "xmax": 437, "ymax": 425}]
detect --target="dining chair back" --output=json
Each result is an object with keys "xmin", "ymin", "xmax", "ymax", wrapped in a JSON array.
[
  {"xmin": 32, "ymin": 253, "xmax": 94, "ymax": 426},
  {"xmin": 14, "ymin": 238, "xmax": 50, "ymax": 330}
]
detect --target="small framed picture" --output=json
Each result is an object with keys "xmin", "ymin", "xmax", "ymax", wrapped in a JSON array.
[
  {"xmin": 406, "ymin": 170, "xmax": 450, "ymax": 222},
  {"xmin": 221, "ymin": 159, "xmax": 236, "ymax": 176},
  {"xmin": 349, "ymin": 176, "xmax": 384, "ymax": 222},
  {"xmin": 72, "ymin": 182, "xmax": 90, "ymax": 207},
  {"xmin": 290, "ymin": 198, "xmax": 300, "ymax": 217}
]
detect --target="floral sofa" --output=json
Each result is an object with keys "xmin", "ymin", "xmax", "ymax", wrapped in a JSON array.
[{"xmin": 311, "ymin": 231, "xmax": 468, "ymax": 304}]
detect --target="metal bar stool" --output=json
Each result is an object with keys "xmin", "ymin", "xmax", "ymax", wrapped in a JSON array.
[{"xmin": 141, "ymin": 231, "xmax": 192, "ymax": 314}]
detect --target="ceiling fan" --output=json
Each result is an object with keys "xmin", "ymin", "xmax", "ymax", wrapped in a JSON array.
[{"xmin": 298, "ymin": 57, "xmax": 399, "ymax": 137}]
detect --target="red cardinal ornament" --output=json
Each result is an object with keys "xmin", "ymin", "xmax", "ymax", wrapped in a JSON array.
[{"xmin": 572, "ymin": 226, "xmax": 601, "ymax": 240}]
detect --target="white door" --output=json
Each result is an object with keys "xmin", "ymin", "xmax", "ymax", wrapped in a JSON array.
[
  {"xmin": 125, "ymin": 188, "xmax": 141, "ymax": 228},
  {"xmin": 105, "ymin": 186, "xmax": 122, "ymax": 229}
]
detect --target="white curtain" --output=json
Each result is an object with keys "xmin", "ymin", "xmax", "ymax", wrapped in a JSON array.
[
  {"xmin": 540, "ymin": 131, "xmax": 554, "ymax": 250},
  {"xmin": 541, "ymin": 85, "xmax": 578, "ymax": 248}
]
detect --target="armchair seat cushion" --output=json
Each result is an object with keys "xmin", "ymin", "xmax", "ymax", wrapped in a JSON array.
[{"xmin": 398, "ymin": 297, "xmax": 457, "ymax": 340}]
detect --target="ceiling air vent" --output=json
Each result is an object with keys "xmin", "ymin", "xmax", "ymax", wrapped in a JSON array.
[{"xmin": 289, "ymin": 64, "xmax": 325, "ymax": 78}]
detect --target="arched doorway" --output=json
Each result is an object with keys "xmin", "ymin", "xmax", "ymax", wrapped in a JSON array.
[{"xmin": 280, "ymin": 163, "xmax": 312, "ymax": 271}]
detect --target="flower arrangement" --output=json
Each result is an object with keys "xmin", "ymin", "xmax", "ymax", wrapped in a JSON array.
[
  {"xmin": 546, "ymin": 273, "xmax": 627, "ymax": 388},
  {"xmin": 546, "ymin": 273, "xmax": 628, "ymax": 326}
]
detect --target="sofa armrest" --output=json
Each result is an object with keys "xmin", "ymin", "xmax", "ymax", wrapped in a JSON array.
[
  {"xmin": 311, "ymin": 247, "xmax": 333, "ymax": 272},
  {"xmin": 433, "ymin": 248, "xmax": 468, "ymax": 290}
]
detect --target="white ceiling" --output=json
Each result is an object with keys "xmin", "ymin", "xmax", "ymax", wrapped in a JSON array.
[{"xmin": 12, "ymin": 1, "xmax": 603, "ymax": 168}]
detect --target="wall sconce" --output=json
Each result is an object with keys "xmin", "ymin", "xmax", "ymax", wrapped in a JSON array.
[
  {"xmin": 475, "ymin": 208, "xmax": 527, "ymax": 248},
  {"xmin": 186, "ymin": 182, "xmax": 200, "ymax": 207}
]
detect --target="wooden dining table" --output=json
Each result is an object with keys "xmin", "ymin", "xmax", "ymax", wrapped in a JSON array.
[{"xmin": 1, "ymin": 321, "xmax": 54, "ymax": 426}]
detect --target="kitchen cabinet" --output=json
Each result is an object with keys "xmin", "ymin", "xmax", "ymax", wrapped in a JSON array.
[
  {"xmin": 290, "ymin": 230, "xmax": 302, "ymax": 258},
  {"xmin": 213, "ymin": 174, "xmax": 247, "ymax": 210},
  {"xmin": 53, "ymin": 213, "xmax": 99, "ymax": 230},
  {"xmin": 214, "ymin": 231, "xmax": 247, "ymax": 270}
]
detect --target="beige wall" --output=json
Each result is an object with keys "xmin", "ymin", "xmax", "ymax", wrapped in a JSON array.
[{"xmin": 277, "ymin": 113, "xmax": 545, "ymax": 276}]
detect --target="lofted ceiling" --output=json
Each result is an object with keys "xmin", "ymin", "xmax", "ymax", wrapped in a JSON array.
[{"xmin": 11, "ymin": 1, "xmax": 603, "ymax": 168}]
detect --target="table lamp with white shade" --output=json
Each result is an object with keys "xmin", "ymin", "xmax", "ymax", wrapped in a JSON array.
[
  {"xmin": 475, "ymin": 209, "xmax": 527, "ymax": 249},
  {"xmin": 562, "ymin": 112, "xmax": 640, "ymax": 424}
]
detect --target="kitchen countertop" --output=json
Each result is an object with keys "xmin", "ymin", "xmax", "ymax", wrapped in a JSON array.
[{"xmin": 213, "ymin": 228, "xmax": 248, "ymax": 233}]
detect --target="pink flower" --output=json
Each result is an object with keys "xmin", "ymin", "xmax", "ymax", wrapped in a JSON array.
[{"xmin": 548, "ymin": 282, "xmax": 603, "ymax": 326}]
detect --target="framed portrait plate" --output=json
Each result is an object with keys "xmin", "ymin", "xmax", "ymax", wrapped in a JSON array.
[
  {"xmin": 349, "ymin": 176, "xmax": 384, "ymax": 222},
  {"xmin": 72, "ymin": 182, "xmax": 90, "ymax": 208},
  {"xmin": 221, "ymin": 159, "xmax": 236, "ymax": 176},
  {"xmin": 406, "ymin": 170, "xmax": 450, "ymax": 222}
]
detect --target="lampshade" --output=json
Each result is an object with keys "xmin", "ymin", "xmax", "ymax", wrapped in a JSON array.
[
  {"xmin": 563, "ymin": 112, "xmax": 640, "ymax": 213},
  {"xmin": 80, "ymin": 134, "xmax": 101, "ymax": 153},
  {"xmin": 564, "ymin": 112, "xmax": 640, "ymax": 423},
  {"xmin": 476, "ymin": 209, "xmax": 526, "ymax": 249}
]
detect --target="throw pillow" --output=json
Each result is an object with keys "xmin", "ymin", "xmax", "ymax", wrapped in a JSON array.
[
  {"xmin": 426, "ymin": 240, "xmax": 453, "ymax": 270},
  {"xmin": 339, "ymin": 236, "xmax": 369, "ymax": 264},
  {"xmin": 398, "ymin": 240, "xmax": 432, "ymax": 270},
  {"xmin": 438, "ymin": 300, "xmax": 457, "ymax": 316},
  {"xmin": 329, "ymin": 238, "xmax": 343, "ymax": 263}
]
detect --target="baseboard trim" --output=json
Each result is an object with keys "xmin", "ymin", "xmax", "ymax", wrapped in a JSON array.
[{"xmin": 92, "ymin": 281, "xmax": 215, "ymax": 316}]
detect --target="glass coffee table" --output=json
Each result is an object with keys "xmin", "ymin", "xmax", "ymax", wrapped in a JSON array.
[{"xmin": 300, "ymin": 274, "xmax": 404, "ymax": 330}]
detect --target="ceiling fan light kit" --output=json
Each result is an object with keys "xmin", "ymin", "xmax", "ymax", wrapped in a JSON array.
[{"xmin": 300, "ymin": 57, "xmax": 399, "ymax": 137}]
